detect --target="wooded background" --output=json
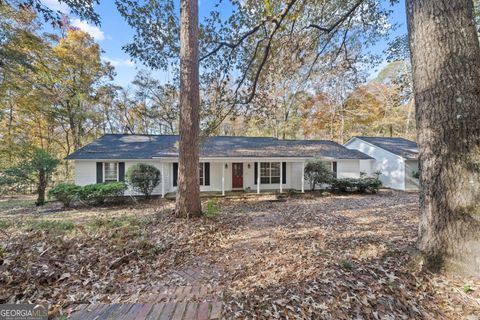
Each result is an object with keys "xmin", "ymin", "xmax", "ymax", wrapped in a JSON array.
[{"xmin": 1, "ymin": 0, "xmax": 479, "ymax": 190}]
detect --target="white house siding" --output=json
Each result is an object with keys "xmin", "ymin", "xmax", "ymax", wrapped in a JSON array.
[
  {"xmin": 75, "ymin": 159, "xmax": 366, "ymax": 194},
  {"xmin": 199, "ymin": 162, "xmax": 230, "ymax": 192},
  {"xmin": 124, "ymin": 160, "xmax": 170, "ymax": 196},
  {"xmin": 166, "ymin": 161, "xmax": 295, "ymax": 193},
  {"xmin": 74, "ymin": 160, "xmax": 171, "ymax": 196},
  {"xmin": 345, "ymin": 138, "xmax": 406, "ymax": 190},
  {"xmin": 216, "ymin": 161, "xmax": 292, "ymax": 191},
  {"xmin": 290, "ymin": 159, "xmax": 362, "ymax": 190},
  {"xmin": 336, "ymin": 160, "xmax": 361, "ymax": 178},
  {"xmin": 74, "ymin": 161, "xmax": 97, "ymax": 186},
  {"xmin": 404, "ymin": 160, "xmax": 420, "ymax": 190}
]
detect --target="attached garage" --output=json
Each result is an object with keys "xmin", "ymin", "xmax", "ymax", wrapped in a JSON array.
[{"xmin": 344, "ymin": 137, "xmax": 419, "ymax": 191}]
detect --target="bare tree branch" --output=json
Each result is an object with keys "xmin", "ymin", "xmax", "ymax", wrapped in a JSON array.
[{"xmin": 306, "ymin": 0, "xmax": 365, "ymax": 33}]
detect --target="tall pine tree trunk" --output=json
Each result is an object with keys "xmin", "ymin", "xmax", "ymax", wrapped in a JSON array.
[
  {"xmin": 175, "ymin": 0, "xmax": 202, "ymax": 217},
  {"xmin": 407, "ymin": 0, "xmax": 480, "ymax": 276}
]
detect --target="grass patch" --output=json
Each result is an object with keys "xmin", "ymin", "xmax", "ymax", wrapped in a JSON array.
[
  {"xmin": 0, "ymin": 245, "xmax": 6, "ymax": 259},
  {"xmin": 27, "ymin": 220, "xmax": 76, "ymax": 232},
  {"xmin": 0, "ymin": 199, "xmax": 35, "ymax": 209},
  {"xmin": 0, "ymin": 219, "xmax": 14, "ymax": 229},
  {"xmin": 204, "ymin": 198, "xmax": 219, "ymax": 218},
  {"xmin": 463, "ymin": 284, "xmax": 473, "ymax": 294},
  {"xmin": 340, "ymin": 259, "xmax": 353, "ymax": 271}
]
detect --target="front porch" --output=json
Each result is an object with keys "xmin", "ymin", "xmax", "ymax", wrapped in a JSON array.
[
  {"xmin": 156, "ymin": 158, "xmax": 307, "ymax": 197},
  {"xmin": 163, "ymin": 189, "xmax": 300, "ymax": 200}
]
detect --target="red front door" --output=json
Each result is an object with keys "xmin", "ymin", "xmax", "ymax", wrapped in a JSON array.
[{"xmin": 232, "ymin": 163, "xmax": 243, "ymax": 189}]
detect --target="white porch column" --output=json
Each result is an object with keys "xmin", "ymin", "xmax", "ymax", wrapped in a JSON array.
[
  {"xmin": 222, "ymin": 162, "xmax": 225, "ymax": 196},
  {"xmin": 301, "ymin": 161, "xmax": 305, "ymax": 193},
  {"xmin": 279, "ymin": 162, "xmax": 283, "ymax": 193},
  {"xmin": 257, "ymin": 161, "xmax": 261, "ymax": 194},
  {"xmin": 161, "ymin": 162, "xmax": 165, "ymax": 198}
]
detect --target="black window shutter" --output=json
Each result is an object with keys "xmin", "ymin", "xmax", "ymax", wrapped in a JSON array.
[
  {"xmin": 118, "ymin": 162, "xmax": 125, "ymax": 181},
  {"xmin": 173, "ymin": 162, "xmax": 178, "ymax": 187},
  {"xmin": 204, "ymin": 163, "xmax": 210, "ymax": 186},
  {"xmin": 333, "ymin": 161, "xmax": 338, "ymax": 178},
  {"xmin": 96, "ymin": 162, "xmax": 103, "ymax": 183},
  {"xmin": 254, "ymin": 162, "xmax": 258, "ymax": 185},
  {"xmin": 282, "ymin": 162, "xmax": 286, "ymax": 184}
]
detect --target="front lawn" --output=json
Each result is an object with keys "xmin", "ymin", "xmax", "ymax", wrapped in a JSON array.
[{"xmin": 0, "ymin": 191, "xmax": 478, "ymax": 319}]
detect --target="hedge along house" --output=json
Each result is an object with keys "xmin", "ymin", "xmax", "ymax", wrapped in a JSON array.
[
  {"xmin": 344, "ymin": 136, "xmax": 419, "ymax": 191},
  {"xmin": 65, "ymin": 134, "xmax": 373, "ymax": 197}
]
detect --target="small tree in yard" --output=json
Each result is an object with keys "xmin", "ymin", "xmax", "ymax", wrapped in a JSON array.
[
  {"xmin": 0, "ymin": 149, "xmax": 59, "ymax": 205},
  {"xmin": 304, "ymin": 160, "xmax": 335, "ymax": 191},
  {"xmin": 126, "ymin": 163, "xmax": 161, "ymax": 198}
]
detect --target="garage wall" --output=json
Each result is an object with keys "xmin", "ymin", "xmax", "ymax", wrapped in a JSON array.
[
  {"xmin": 345, "ymin": 138, "xmax": 405, "ymax": 190},
  {"xmin": 404, "ymin": 160, "xmax": 419, "ymax": 190},
  {"xmin": 359, "ymin": 159, "xmax": 375, "ymax": 176}
]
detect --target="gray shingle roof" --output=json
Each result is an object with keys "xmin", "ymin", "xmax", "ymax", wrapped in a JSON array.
[
  {"xmin": 353, "ymin": 137, "xmax": 418, "ymax": 159},
  {"xmin": 65, "ymin": 134, "xmax": 373, "ymax": 160}
]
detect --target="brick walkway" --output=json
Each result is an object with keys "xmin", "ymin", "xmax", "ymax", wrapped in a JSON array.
[
  {"xmin": 70, "ymin": 301, "xmax": 222, "ymax": 320},
  {"xmin": 138, "ymin": 285, "xmax": 222, "ymax": 303},
  {"xmin": 69, "ymin": 285, "xmax": 223, "ymax": 319}
]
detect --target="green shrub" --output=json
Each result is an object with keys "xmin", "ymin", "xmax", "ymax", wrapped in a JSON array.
[
  {"xmin": 304, "ymin": 159, "xmax": 335, "ymax": 191},
  {"xmin": 78, "ymin": 182, "xmax": 127, "ymax": 205},
  {"xmin": 126, "ymin": 163, "xmax": 161, "ymax": 198},
  {"xmin": 48, "ymin": 183, "xmax": 82, "ymax": 207},
  {"xmin": 331, "ymin": 175, "xmax": 382, "ymax": 193},
  {"xmin": 331, "ymin": 179, "xmax": 354, "ymax": 192}
]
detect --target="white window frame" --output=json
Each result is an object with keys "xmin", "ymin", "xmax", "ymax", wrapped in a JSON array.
[
  {"xmin": 260, "ymin": 162, "xmax": 281, "ymax": 184},
  {"xmin": 103, "ymin": 162, "xmax": 119, "ymax": 183},
  {"xmin": 199, "ymin": 162, "xmax": 205, "ymax": 186}
]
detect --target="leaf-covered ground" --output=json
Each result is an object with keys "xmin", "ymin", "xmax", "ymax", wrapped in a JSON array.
[{"xmin": 0, "ymin": 191, "xmax": 479, "ymax": 319}]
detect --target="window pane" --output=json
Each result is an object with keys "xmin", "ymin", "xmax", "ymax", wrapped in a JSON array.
[
  {"xmin": 271, "ymin": 177, "xmax": 280, "ymax": 184},
  {"xmin": 321, "ymin": 161, "xmax": 332, "ymax": 171},
  {"xmin": 271, "ymin": 162, "xmax": 280, "ymax": 176},
  {"xmin": 260, "ymin": 163, "xmax": 270, "ymax": 177},
  {"xmin": 104, "ymin": 162, "xmax": 117, "ymax": 182},
  {"xmin": 260, "ymin": 177, "xmax": 270, "ymax": 184}
]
